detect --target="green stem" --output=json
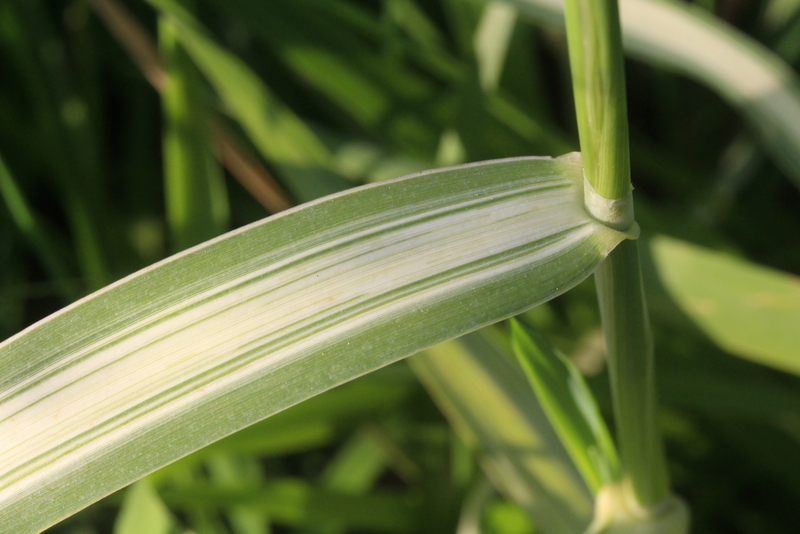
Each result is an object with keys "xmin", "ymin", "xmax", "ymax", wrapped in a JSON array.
[
  {"xmin": 563, "ymin": 0, "xmax": 672, "ymax": 510},
  {"xmin": 564, "ymin": 0, "xmax": 630, "ymax": 200},
  {"xmin": 594, "ymin": 240, "xmax": 669, "ymax": 507}
]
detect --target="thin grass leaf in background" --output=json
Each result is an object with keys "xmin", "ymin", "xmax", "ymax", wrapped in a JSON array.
[
  {"xmin": 204, "ymin": 454, "xmax": 270, "ymax": 534},
  {"xmin": 88, "ymin": 0, "xmax": 293, "ymax": 215},
  {"xmin": 510, "ymin": 318, "xmax": 619, "ymax": 493},
  {"xmin": 160, "ymin": 477, "xmax": 418, "ymax": 533},
  {"xmin": 114, "ymin": 479, "xmax": 173, "ymax": 534},
  {"xmin": 146, "ymin": 0, "xmax": 350, "ymax": 202},
  {"xmin": 160, "ymin": 14, "xmax": 229, "ymax": 251},
  {"xmin": 412, "ymin": 330, "xmax": 593, "ymax": 534},
  {"xmin": 1, "ymin": 0, "xmax": 110, "ymax": 290},
  {"xmin": 474, "ymin": 2, "xmax": 518, "ymax": 93},
  {"xmin": 652, "ymin": 236, "xmax": 800, "ymax": 375},
  {"xmin": 0, "ymin": 154, "xmax": 79, "ymax": 302}
]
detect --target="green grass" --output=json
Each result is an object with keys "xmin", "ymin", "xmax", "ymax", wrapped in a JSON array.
[{"xmin": 1, "ymin": 0, "xmax": 800, "ymax": 533}]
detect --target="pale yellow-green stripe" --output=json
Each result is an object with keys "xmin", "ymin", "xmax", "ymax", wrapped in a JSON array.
[{"xmin": 0, "ymin": 154, "xmax": 625, "ymax": 533}]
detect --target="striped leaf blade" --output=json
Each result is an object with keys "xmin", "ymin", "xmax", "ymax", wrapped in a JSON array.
[{"xmin": 0, "ymin": 153, "xmax": 626, "ymax": 533}]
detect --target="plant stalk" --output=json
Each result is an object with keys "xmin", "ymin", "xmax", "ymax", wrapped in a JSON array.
[
  {"xmin": 563, "ymin": 0, "xmax": 672, "ymax": 510},
  {"xmin": 594, "ymin": 240, "xmax": 669, "ymax": 507},
  {"xmin": 563, "ymin": 0, "xmax": 630, "ymax": 200}
]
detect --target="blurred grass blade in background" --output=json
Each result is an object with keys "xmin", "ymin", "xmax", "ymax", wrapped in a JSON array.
[
  {"xmin": 1, "ymin": 0, "xmax": 110, "ymax": 290},
  {"xmin": 160, "ymin": 476, "xmax": 417, "ymax": 533},
  {"xmin": 88, "ymin": 0, "xmax": 293, "ymax": 215},
  {"xmin": 652, "ymin": 236, "xmax": 800, "ymax": 375},
  {"xmin": 474, "ymin": 2, "xmax": 518, "ymax": 94},
  {"xmin": 0, "ymin": 154, "xmax": 627, "ymax": 534},
  {"xmin": 412, "ymin": 330, "xmax": 594, "ymax": 534},
  {"xmin": 114, "ymin": 479, "xmax": 174, "ymax": 534},
  {"xmin": 510, "ymin": 318, "xmax": 620, "ymax": 493},
  {"xmin": 0, "ymin": 154, "xmax": 79, "ymax": 302},
  {"xmin": 159, "ymin": 14, "xmax": 229, "ymax": 252},
  {"xmin": 146, "ymin": 0, "xmax": 350, "ymax": 202}
]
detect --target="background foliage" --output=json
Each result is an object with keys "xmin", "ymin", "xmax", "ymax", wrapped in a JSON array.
[{"xmin": 1, "ymin": 0, "xmax": 800, "ymax": 532}]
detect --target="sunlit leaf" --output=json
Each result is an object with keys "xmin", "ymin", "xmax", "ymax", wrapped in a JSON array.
[
  {"xmin": 114, "ymin": 479, "xmax": 173, "ymax": 534},
  {"xmin": 510, "ymin": 319, "xmax": 619, "ymax": 493},
  {"xmin": 0, "ymin": 153, "xmax": 626, "ymax": 533},
  {"xmin": 652, "ymin": 236, "xmax": 800, "ymax": 375}
]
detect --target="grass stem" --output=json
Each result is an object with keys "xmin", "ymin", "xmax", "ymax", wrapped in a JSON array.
[
  {"xmin": 563, "ymin": 0, "xmax": 630, "ymax": 200},
  {"xmin": 594, "ymin": 239, "xmax": 670, "ymax": 507},
  {"xmin": 563, "ymin": 0, "xmax": 673, "ymax": 510}
]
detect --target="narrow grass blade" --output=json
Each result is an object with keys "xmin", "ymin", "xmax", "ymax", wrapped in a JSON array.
[
  {"xmin": 88, "ymin": 0, "xmax": 292, "ymax": 215},
  {"xmin": 114, "ymin": 479, "xmax": 173, "ymax": 534},
  {"xmin": 309, "ymin": 431, "xmax": 389, "ymax": 534},
  {"xmin": 412, "ymin": 330, "xmax": 593, "ymax": 534},
  {"xmin": 320, "ymin": 432, "xmax": 387, "ymax": 495},
  {"xmin": 0, "ymin": 154, "xmax": 626, "ymax": 534},
  {"xmin": 0, "ymin": 154, "xmax": 79, "ymax": 301},
  {"xmin": 160, "ymin": 15, "xmax": 229, "ymax": 251},
  {"xmin": 3, "ymin": 1, "xmax": 110, "ymax": 289},
  {"xmin": 509, "ymin": 319, "xmax": 619, "ymax": 493},
  {"xmin": 205, "ymin": 454, "xmax": 269, "ymax": 534},
  {"xmin": 455, "ymin": 477, "xmax": 495, "ymax": 534},
  {"xmin": 146, "ymin": 0, "xmax": 348, "ymax": 202},
  {"xmin": 652, "ymin": 235, "xmax": 800, "ymax": 375},
  {"xmin": 161, "ymin": 478, "xmax": 417, "ymax": 533},
  {"xmin": 505, "ymin": 0, "xmax": 800, "ymax": 191},
  {"xmin": 474, "ymin": 2, "xmax": 518, "ymax": 93},
  {"xmin": 199, "ymin": 0, "xmax": 440, "ymax": 154}
]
